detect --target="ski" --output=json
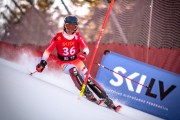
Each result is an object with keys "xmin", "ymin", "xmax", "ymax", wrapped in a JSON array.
[
  {"xmin": 29, "ymin": 71, "xmax": 122, "ymax": 112},
  {"xmin": 96, "ymin": 99, "xmax": 105, "ymax": 105},
  {"xmin": 96, "ymin": 99, "xmax": 122, "ymax": 112},
  {"xmin": 112, "ymin": 105, "xmax": 122, "ymax": 112}
]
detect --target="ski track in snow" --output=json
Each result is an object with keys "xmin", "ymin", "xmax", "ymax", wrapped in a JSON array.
[{"xmin": 0, "ymin": 58, "xmax": 163, "ymax": 120}]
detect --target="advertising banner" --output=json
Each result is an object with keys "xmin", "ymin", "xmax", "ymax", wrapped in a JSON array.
[{"xmin": 96, "ymin": 51, "xmax": 180, "ymax": 120}]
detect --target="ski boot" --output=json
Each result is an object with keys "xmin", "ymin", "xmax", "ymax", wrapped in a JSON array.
[
  {"xmin": 84, "ymin": 89, "xmax": 105, "ymax": 105},
  {"xmin": 105, "ymin": 98, "xmax": 122, "ymax": 112}
]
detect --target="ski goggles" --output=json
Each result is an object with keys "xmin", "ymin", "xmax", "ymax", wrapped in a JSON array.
[{"xmin": 65, "ymin": 23, "xmax": 77, "ymax": 30}]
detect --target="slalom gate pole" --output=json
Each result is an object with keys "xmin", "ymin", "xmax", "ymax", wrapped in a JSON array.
[
  {"xmin": 96, "ymin": 63, "xmax": 149, "ymax": 88},
  {"xmin": 80, "ymin": 0, "xmax": 115, "ymax": 96}
]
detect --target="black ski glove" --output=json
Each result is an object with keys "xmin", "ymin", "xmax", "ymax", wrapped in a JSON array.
[{"xmin": 36, "ymin": 60, "xmax": 47, "ymax": 72}]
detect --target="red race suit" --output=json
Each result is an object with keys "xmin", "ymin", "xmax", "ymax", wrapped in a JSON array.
[{"xmin": 42, "ymin": 31, "xmax": 89, "ymax": 73}]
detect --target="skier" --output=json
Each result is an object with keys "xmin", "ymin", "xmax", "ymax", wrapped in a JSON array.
[{"xmin": 36, "ymin": 15, "xmax": 121, "ymax": 112}]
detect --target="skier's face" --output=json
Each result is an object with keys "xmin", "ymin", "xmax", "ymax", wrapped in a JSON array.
[{"xmin": 65, "ymin": 23, "xmax": 77, "ymax": 35}]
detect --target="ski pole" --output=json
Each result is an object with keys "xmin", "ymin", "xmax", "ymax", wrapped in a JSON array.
[
  {"xmin": 96, "ymin": 63, "xmax": 149, "ymax": 88},
  {"xmin": 29, "ymin": 71, "xmax": 37, "ymax": 76},
  {"xmin": 80, "ymin": 0, "xmax": 115, "ymax": 96}
]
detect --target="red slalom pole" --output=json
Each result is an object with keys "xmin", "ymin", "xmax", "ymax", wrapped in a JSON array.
[
  {"xmin": 80, "ymin": 0, "xmax": 115, "ymax": 96},
  {"xmin": 96, "ymin": 63, "xmax": 149, "ymax": 88}
]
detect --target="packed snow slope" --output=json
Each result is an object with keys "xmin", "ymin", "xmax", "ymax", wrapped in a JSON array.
[{"xmin": 0, "ymin": 58, "xmax": 163, "ymax": 120}]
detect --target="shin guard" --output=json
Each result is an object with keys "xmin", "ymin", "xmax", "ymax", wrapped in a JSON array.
[
  {"xmin": 87, "ymin": 77, "xmax": 108, "ymax": 99},
  {"xmin": 69, "ymin": 67, "xmax": 84, "ymax": 90},
  {"xmin": 69, "ymin": 67, "xmax": 97, "ymax": 101}
]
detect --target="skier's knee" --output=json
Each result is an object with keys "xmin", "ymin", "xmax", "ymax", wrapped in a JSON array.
[
  {"xmin": 69, "ymin": 67, "xmax": 78, "ymax": 76},
  {"xmin": 62, "ymin": 64, "xmax": 76, "ymax": 74},
  {"xmin": 80, "ymin": 66, "xmax": 88, "ymax": 79}
]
